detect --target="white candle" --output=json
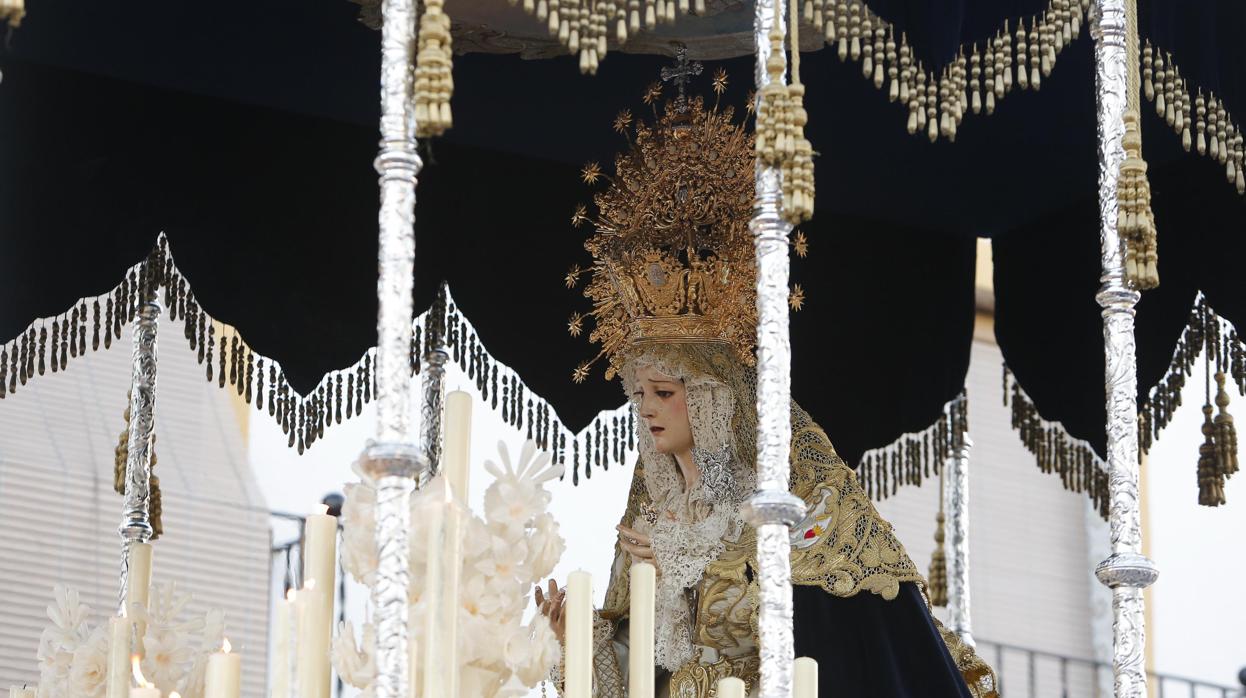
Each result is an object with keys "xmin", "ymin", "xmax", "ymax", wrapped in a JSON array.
[
  {"xmin": 443, "ymin": 390, "xmax": 472, "ymax": 501},
  {"xmin": 441, "ymin": 390, "xmax": 471, "ymax": 698},
  {"xmin": 301, "ymin": 508, "xmax": 337, "ymax": 650},
  {"xmin": 106, "ymin": 616, "xmax": 133, "ymax": 698},
  {"xmin": 420, "ymin": 495, "xmax": 445, "ymax": 698},
  {"xmin": 406, "ymin": 597, "xmax": 420, "ymax": 698},
  {"xmin": 271, "ymin": 592, "xmax": 294, "ymax": 698},
  {"xmin": 126, "ymin": 543, "xmax": 154, "ymax": 619},
  {"xmin": 794, "ymin": 657, "xmax": 818, "ymax": 698},
  {"xmin": 296, "ymin": 581, "xmax": 330, "ymax": 698},
  {"xmin": 564, "ymin": 571, "xmax": 593, "ymax": 698},
  {"xmin": 715, "ymin": 677, "xmax": 745, "ymax": 698},
  {"xmin": 127, "ymin": 543, "xmax": 154, "ymax": 656},
  {"xmin": 205, "ymin": 639, "xmax": 241, "ymax": 698},
  {"xmin": 300, "ymin": 507, "xmax": 336, "ymax": 698},
  {"xmin": 9, "ymin": 687, "xmax": 35, "ymax": 698},
  {"xmin": 442, "ymin": 499, "xmax": 462, "ymax": 698},
  {"xmin": 627, "ymin": 563, "xmax": 655, "ymax": 698},
  {"xmin": 129, "ymin": 688, "xmax": 161, "ymax": 698}
]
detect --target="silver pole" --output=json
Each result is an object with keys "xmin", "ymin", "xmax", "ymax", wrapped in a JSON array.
[
  {"xmin": 740, "ymin": 2, "xmax": 806, "ymax": 696},
  {"xmin": 362, "ymin": 0, "xmax": 425, "ymax": 695},
  {"xmin": 1090, "ymin": 2, "xmax": 1158, "ymax": 696},
  {"xmin": 421, "ymin": 289, "xmax": 448, "ymax": 477},
  {"xmin": 944, "ymin": 433, "xmax": 974, "ymax": 647},
  {"xmin": 117, "ymin": 299, "xmax": 159, "ymax": 615}
]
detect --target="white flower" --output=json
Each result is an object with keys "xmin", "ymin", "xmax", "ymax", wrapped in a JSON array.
[
  {"xmin": 520, "ymin": 513, "xmax": 565, "ymax": 582},
  {"xmin": 483, "ymin": 441, "xmax": 561, "ymax": 537},
  {"xmin": 44, "ymin": 585, "xmax": 91, "ymax": 647},
  {"xmin": 143, "ymin": 581, "xmax": 198, "ymax": 635},
  {"xmin": 340, "ymin": 480, "xmax": 379, "ymax": 585},
  {"xmin": 142, "ymin": 628, "xmax": 194, "ymax": 693},
  {"xmin": 331, "ymin": 619, "xmax": 376, "ymax": 690},
  {"xmin": 36, "ymin": 630, "xmax": 74, "ymax": 697},
  {"xmin": 457, "ymin": 613, "xmax": 503, "ymax": 669},
  {"xmin": 473, "ymin": 536, "xmax": 529, "ymax": 582},
  {"xmin": 69, "ymin": 624, "xmax": 109, "ymax": 698},
  {"xmin": 37, "ymin": 585, "xmax": 91, "ymax": 697},
  {"xmin": 461, "ymin": 514, "xmax": 493, "ymax": 560},
  {"xmin": 507, "ymin": 616, "xmax": 562, "ymax": 686},
  {"xmin": 460, "ymin": 573, "xmax": 510, "ymax": 620}
]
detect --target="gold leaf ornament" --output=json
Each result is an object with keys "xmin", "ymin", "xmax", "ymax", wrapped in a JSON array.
[{"xmin": 581, "ymin": 162, "xmax": 603, "ymax": 185}]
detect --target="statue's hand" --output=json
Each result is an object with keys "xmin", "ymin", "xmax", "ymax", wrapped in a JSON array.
[
  {"xmin": 534, "ymin": 578, "xmax": 566, "ymax": 643},
  {"xmin": 617, "ymin": 524, "xmax": 660, "ymax": 574}
]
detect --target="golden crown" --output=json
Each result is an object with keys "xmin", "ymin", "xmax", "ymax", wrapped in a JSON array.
[{"xmin": 565, "ymin": 66, "xmax": 807, "ymax": 383}]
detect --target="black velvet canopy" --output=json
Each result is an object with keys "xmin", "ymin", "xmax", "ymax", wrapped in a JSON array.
[{"xmin": 1, "ymin": 0, "xmax": 1244, "ymax": 487}]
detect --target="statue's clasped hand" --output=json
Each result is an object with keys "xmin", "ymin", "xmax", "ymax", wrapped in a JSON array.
[{"xmin": 617, "ymin": 524, "xmax": 659, "ymax": 573}]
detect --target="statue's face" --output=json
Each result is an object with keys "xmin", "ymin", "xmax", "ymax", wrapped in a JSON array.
[{"xmin": 632, "ymin": 364, "xmax": 694, "ymax": 457}]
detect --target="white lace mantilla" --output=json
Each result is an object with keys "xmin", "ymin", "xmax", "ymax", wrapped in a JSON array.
[{"xmin": 621, "ymin": 351, "xmax": 755, "ymax": 672}]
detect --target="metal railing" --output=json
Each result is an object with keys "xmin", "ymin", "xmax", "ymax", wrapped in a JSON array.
[{"xmin": 978, "ymin": 639, "xmax": 1243, "ymax": 698}]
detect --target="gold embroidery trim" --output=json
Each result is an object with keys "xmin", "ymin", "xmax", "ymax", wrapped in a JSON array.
[
  {"xmin": 668, "ymin": 653, "xmax": 761, "ymax": 698},
  {"xmin": 934, "ymin": 617, "xmax": 1000, "ymax": 698},
  {"xmin": 787, "ymin": 413, "xmax": 925, "ymax": 599}
]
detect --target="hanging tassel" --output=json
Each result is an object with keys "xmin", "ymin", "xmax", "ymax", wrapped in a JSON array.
[
  {"xmin": 2, "ymin": 0, "xmax": 23, "ymax": 27},
  {"xmin": 414, "ymin": 0, "xmax": 454, "ymax": 136},
  {"xmin": 1118, "ymin": 111, "xmax": 1159, "ymax": 289},
  {"xmin": 37, "ymin": 325, "xmax": 46, "ymax": 376},
  {"xmin": 1214, "ymin": 372, "xmax": 1239, "ymax": 478},
  {"xmin": 1198, "ymin": 403, "xmax": 1226, "ymax": 506},
  {"xmin": 7, "ymin": 344, "xmax": 16, "ymax": 396},
  {"xmin": 928, "ymin": 510, "xmax": 949, "ymax": 607},
  {"xmin": 755, "ymin": 0, "xmax": 815, "ymax": 224},
  {"xmin": 257, "ymin": 358, "xmax": 266, "ymax": 412},
  {"xmin": 755, "ymin": 8, "xmax": 789, "ymax": 169}
]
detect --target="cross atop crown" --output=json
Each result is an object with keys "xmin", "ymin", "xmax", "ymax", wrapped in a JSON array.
[{"xmin": 660, "ymin": 45, "xmax": 703, "ymax": 110}]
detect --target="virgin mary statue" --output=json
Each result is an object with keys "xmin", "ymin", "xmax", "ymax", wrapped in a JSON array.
[{"xmin": 535, "ymin": 75, "xmax": 997, "ymax": 698}]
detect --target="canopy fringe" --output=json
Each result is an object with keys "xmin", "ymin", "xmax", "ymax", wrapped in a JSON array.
[
  {"xmin": 856, "ymin": 390, "xmax": 966, "ymax": 502},
  {"xmin": 0, "ymin": 235, "xmax": 380, "ymax": 456},
  {"xmin": 806, "ymin": 0, "xmax": 1091, "ymax": 142},
  {"xmin": 1144, "ymin": 41, "xmax": 1246, "ymax": 196},
  {"xmin": 0, "ymin": 237, "xmax": 636, "ymax": 474},
  {"xmin": 1139, "ymin": 293, "xmax": 1242, "ymax": 505},
  {"xmin": 1002, "ymin": 364, "xmax": 1109, "ymax": 518},
  {"xmin": 1138, "ymin": 294, "xmax": 1244, "ymax": 455},
  {"xmin": 437, "ymin": 287, "xmax": 636, "ymax": 484}
]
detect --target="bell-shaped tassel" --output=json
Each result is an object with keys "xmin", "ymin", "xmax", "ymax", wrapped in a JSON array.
[
  {"xmin": 1198, "ymin": 404, "xmax": 1227, "ymax": 506},
  {"xmin": 1117, "ymin": 111, "xmax": 1159, "ymax": 290},
  {"xmin": 2, "ymin": 0, "xmax": 23, "ymax": 28},
  {"xmin": 1214, "ymin": 372, "xmax": 1239, "ymax": 478},
  {"xmin": 927, "ymin": 510, "xmax": 949, "ymax": 607},
  {"xmin": 414, "ymin": 0, "xmax": 455, "ymax": 136}
]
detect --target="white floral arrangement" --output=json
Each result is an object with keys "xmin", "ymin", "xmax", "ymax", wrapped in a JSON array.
[
  {"xmin": 35, "ymin": 582, "xmax": 225, "ymax": 698},
  {"xmin": 334, "ymin": 440, "xmax": 566, "ymax": 698}
]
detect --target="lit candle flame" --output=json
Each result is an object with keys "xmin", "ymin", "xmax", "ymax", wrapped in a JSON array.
[
  {"xmin": 304, "ymin": 579, "xmax": 317, "ymax": 591},
  {"xmin": 315, "ymin": 503, "xmax": 329, "ymax": 515},
  {"xmin": 222, "ymin": 637, "xmax": 232, "ymax": 654},
  {"xmin": 131, "ymin": 654, "xmax": 154, "ymax": 688},
  {"xmin": 170, "ymin": 693, "xmax": 182, "ymax": 698},
  {"xmin": 286, "ymin": 588, "xmax": 297, "ymax": 602}
]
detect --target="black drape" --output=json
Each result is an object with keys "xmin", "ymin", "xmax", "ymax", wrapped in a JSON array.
[{"xmin": 794, "ymin": 583, "xmax": 973, "ymax": 697}]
